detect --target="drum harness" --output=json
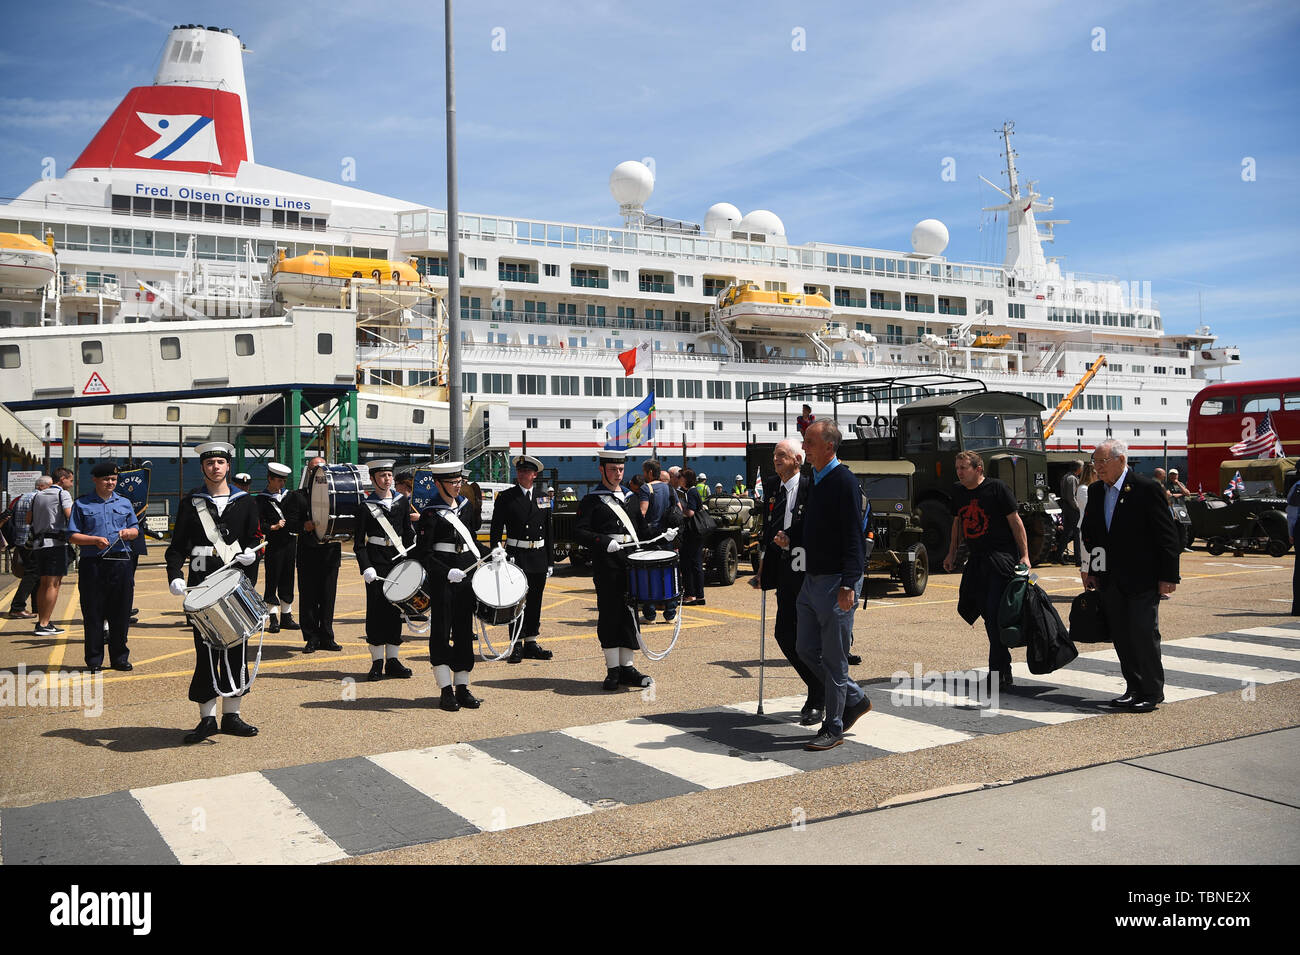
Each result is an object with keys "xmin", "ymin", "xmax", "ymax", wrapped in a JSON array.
[
  {"xmin": 190, "ymin": 497, "xmax": 267, "ymax": 698},
  {"xmin": 365, "ymin": 499, "xmax": 430, "ymax": 636},
  {"xmin": 602, "ymin": 495, "xmax": 683, "ymax": 661}
]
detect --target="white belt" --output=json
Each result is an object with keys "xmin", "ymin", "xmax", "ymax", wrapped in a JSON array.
[
  {"xmin": 433, "ymin": 542, "xmax": 468, "ymax": 554},
  {"xmin": 367, "ymin": 536, "xmax": 395, "ymax": 547},
  {"xmin": 506, "ymin": 538, "xmax": 546, "ymax": 549}
]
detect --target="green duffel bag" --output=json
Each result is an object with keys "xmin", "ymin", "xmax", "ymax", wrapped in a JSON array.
[{"xmin": 997, "ymin": 563, "xmax": 1033, "ymax": 648}]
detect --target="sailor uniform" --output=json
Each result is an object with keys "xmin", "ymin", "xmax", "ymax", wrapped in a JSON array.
[
  {"xmin": 574, "ymin": 485, "xmax": 644, "ymax": 653},
  {"xmin": 416, "ymin": 495, "xmax": 485, "ymax": 680},
  {"xmin": 164, "ymin": 487, "xmax": 260, "ymax": 703},
  {"xmin": 258, "ymin": 486, "xmax": 298, "ymax": 612},
  {"xmin": 489, "ymin": 483, "xmax": 553, "ymax": 644},
  {"xmin": 66, "ymin": 488, "xmax": 138, "ymax": 669},
  {"xmin": 294, "ymin": 481, "xmax": 341, "ymax": 648},
  {"xmin": 354, "ymin": 491, "xmax": 415, "ymax": 646}
]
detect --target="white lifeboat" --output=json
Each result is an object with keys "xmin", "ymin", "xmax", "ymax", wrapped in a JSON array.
[{"xmin": 0, "ymin": 233, "xmax": 57, "ymax": 291}]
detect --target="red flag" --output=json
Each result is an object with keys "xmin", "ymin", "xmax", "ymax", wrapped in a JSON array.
[{"xmin": 617, "ymin": 342, "xmax": 649, "ymax": 377}]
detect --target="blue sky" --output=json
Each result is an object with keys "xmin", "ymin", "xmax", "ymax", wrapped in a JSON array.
[{"xmin": 2, "ymin": 0, "xmax": 1297, "ymax": 379}]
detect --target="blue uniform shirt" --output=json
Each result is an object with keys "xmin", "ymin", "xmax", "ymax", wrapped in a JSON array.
[{"xmin": 67, "ymin": 491, "xmax": 139, "ymax": 558}]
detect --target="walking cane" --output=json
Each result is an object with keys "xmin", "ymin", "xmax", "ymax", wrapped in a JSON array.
[{"xmin": 757, "ymin": 588, "xmax": 767, "ymax": 715}]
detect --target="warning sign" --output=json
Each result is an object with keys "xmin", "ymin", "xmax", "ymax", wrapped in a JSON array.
[{"xmin": 83, "ymin": 372, "xmax": 110, "ymax": 395}]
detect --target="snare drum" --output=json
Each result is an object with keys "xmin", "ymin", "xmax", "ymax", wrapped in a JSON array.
[
  {"xmin": 184, "ymin": 567, "xmax": 269, "ymax": 649},
  {"xmin": 310, "ymin": 464, "xmax": 365, "ymax": 541},
  {"xmin": 471, "ymin": 560, "xmax": 528, "ymax": 626},
  {"xmin": 626, "ymin": 549, "xmax": 681, "ymax": 603},
  {"xmin": 383, "ymin": 559, "xmax": 431, "ymax": 618}
]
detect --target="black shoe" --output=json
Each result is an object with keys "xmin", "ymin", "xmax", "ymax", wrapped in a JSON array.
[
  {"xmin": 439, "ymin": 687, "xmax": 460, "ymax": 712},
  {"xmin": 367, "ymin": 661, "xmax": 385, "ymax": 682},
  {"xmin": 455, "ymin": 685, "xmax": 482, "ymax": 709},
  {"xmin": 847, "ymin": 653, "xmax": 862, "ymax": 666},
  {"xmin": 1000, "ymin": 668, "xmax": 1014, "ymax": 688},
  {"xmin": 110, "ymin": 661, "xmax": 133, "ymax": 672},
  {"xmin": 602, "ymin": 667, "xmax": 622, "ymax": 691},
  {"xmin": 384, "ymin": 658, "xmax": 413, "ymax": 678},
  {"xmin": 279, "ymin": 613, "xmax": 300, "ymax": 630},
  {"xmin": 1108, "ymin": 694, "xmax": 1138, "ymax": 708},
  {"xmin": 317, "ymin": 639, "xmax": 343, "ymax": 652},
  {"xmin": 642, "ymin": 605, "xmax": 657, "ymax": 623},
  {"xmin": 619, "ymin": 665, "xmax": 652, "ymax": 688},
  {"xmin": 804, "ymin": 730, "xmax": 845, "ymax": 752},
  {"xmin": 521, "ymin": 641, "xmax": 553, "ymax": 661},
  {"xmin": 221, "ymin": 714, "xmax": 259, "ymax": 737},
  {"xmin": 266, "ymin": 616, "xmax": 281, "ymax": 634},
  {"xmin": 303, "ymin": 638, "xmax": 319, "ymax": 653},
  {"xmin": 183, "ymin": 716, "xmax": 219, "ymax": 744},
  {"xmin": 1129, "ymin": 699, "xmax": 1161, "ymax": 713},
  {"xmin": 508, "ymin": 640, "xmax": 526, "ymax": 664},
  {"xmin": 664, "ymin": 607, "xmax": 677, "ymax": 621},
  {"xmin": 841, "ymin": 696, "xmax": 873, "ymax": 733},
  {"xmin": 798, "ymin": 707, "xmax": 823, "ymax": 727}
]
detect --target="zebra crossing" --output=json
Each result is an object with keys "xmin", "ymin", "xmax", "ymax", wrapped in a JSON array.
[{"xmin": 3, "ymin": 623, "xmax": 1298, "ymax": 865}]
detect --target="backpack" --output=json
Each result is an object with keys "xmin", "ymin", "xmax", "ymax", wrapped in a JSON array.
[{"xmin": 997, "ymin": 564, "xmax": 1033, "ymax": 648}]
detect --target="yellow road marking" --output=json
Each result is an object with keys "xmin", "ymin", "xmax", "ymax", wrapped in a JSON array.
[{"xmin": 44, "ymin": 577, "xmax": 79, "ymax": 689}]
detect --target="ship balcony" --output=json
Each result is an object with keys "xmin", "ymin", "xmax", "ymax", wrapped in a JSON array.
[
  {"xmin": 498, "ymin": 267, "xmax": 539, "ymax": 284},
  {"xmin": 937, "ymin": 300, "xmax": 967, "ymax": 315},
  {"xmin": 834, "ymin": 288, "xmax": 867, "ymax": 309},
  {"xmin": 638, "ymin": 280, "xmax": 675, "ymax": 294},
  {"xmin": 60, "ymin": 273, "xmax": 123, "ymax": 302},
  {"xmin": 570, "ymin": 270, "xmax": 609, "ymax": 289},
  {"xmin": 904, "ymin": 293, "xmax": 936, "ymax": 313},
  {"xmin": 869, "ymin": 293, "xmax": 902, "ymax": 311}
]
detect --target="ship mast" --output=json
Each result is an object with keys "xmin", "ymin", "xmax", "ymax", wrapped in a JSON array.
[{"xmin": 1001, "ymin": 120, "xmax": 1021, "ymax": 201}]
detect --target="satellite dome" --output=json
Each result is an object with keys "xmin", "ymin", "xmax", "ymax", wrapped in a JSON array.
[
  {"xmin": 737, "ymin": 209, "xmax": 785, "ymax": 237},
  {"xmin": 609, "ymin": 161, "xmax": 655, "ymax": 207},
  {"xmin": 703, "ymin": 202, "xmax": 742, "ymax": 235},
  {"xmin": 910, "ymin": 218, "xmax": 949, "ymax": 256}
]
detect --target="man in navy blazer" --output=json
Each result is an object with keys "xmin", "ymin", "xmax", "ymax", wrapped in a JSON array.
[{"xmin": 1080, "ymin": 439, "xmax": 1181, "ymax": 712}]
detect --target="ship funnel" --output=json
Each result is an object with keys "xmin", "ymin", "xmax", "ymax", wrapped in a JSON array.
[{"xmin": 153, "ymin": 25, "xmax": 253, "ymax": 162}]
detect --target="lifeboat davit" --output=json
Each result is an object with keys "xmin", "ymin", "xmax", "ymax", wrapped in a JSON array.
[
  {"xmin": 0, "ymin": 233, "xmax": 57, "ymax": 291},
  {"xmin": 711, "ymin": 282, "xmax": 834, "ymax": 332},
  {"xmin": 270, "ymin": 249, "xmax": 424, "ymax": 306}
]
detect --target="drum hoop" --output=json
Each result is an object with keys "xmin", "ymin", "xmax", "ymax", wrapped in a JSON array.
[{"xmin": 472, "ymin": 562, "xmax": 528, "ymax": 608}]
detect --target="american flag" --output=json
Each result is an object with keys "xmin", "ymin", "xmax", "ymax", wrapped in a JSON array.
[{"xmin": 1229, "ymin": 410, "xmax": 1282, "ymax": 458}]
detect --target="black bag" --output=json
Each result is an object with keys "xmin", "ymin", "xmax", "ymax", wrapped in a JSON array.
[
  {"xmin": 1068, "ymin": 591, "xmax": 1109, "ymax": 644},
  {"xmin": 1025, "ymin": 583, "xmax": 1078, "ymax": 674},
  {"xmin": 689, "ymin": 507, "xmax": 717, "ymax": 536}
]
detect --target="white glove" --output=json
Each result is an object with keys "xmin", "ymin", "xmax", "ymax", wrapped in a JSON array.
[
  {"xmin": 546, "ymin": 566, "xmax": 554, "ymax": 578},
  {"xmin": 234, "ymin": 548, "xmax": 257, "ymax": 567},
  {"xmin": 448, "ymin": 567, "xmax": 467, "ymax": 584},
  {"xmin": 607, "ymin": 539, "xmax": 622, "ymax": 554},
  {"xmin": 491, "ymin": 545, "xmax": 507, "ymax": 561},
  {"xmin": 362, "ymin": 567, "xmax": 378, "ymax": 584},
  {"xmin": 664, "ymin": 527, "xmax": 679, "ymax": 542},
  {"xmin": 170, "ymin": 578, "xmax": 187, "ymax": 596}
]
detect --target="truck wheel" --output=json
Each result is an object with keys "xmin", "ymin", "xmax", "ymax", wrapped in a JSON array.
[
  {"xmin": 1267, "ymin": 539, "xmax": 1290, "ymax": 558},
  {"xmin": 919, "ymin": 500, "xmax": 952, "ymax": 572},
  {"xmin": 1207, "ymin": 539, "xmax": 1226, "ymax": 556},
  {"xmin": 902, "ymin": 543, "xmax": 929, "ymax": 596},
  {"xmin": 712, "ymin": 537, "xmax": 738, "ymax": 586}
]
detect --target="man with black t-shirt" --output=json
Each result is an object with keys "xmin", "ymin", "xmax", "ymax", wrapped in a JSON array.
[{"xmin": 943, "ymin": 450, "xmax": 1031, "ymax": 692}]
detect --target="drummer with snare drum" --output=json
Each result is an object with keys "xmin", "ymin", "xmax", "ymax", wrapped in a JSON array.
[
  {"xmin": 489, "ymin": 454, "xmax": 554, "ymax": 664},
  {"xmin": 165, "ymin": 441, "xmax": 262, "ymax": 744},
  {"xmin": 415, "ymin": 461, "xmax": 487, "ymax": 712},
  {"xmin": 354, "ymin": 460, "xmax": 416, "ymax": 681}
]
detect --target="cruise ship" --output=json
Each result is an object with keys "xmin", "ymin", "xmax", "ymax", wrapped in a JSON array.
[{"xmin": 0, "ymin": 24, "xmax": 1242, "ymax": 487}]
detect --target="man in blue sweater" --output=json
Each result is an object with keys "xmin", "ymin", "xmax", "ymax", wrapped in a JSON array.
[{"xmin": 787, "ymin": 419, "xmax": 870, "ymax": 751}]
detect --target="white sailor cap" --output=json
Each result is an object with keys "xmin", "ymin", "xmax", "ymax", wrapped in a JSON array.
[
  {"xmin": 267, "ymin": 462, "xmax": 292, "ymax": 477},
  {"xmin": 196, "ymin": 441, "xmax": 235, "ymax": 461},
  {"xmin": 513, "ymin": 454, "xmax": 543, "ymax": 472},
  {"xmin": 430, "ymin": 461, "xmax": 466, "ymax": 479},
  {"xmin": 367, "ymin": 459, "xmax": 396, "ymax": 474},
  {"xmin": 597, "ymin": 449, "xmax": 627, "ymax": 465},
  {"xmin": 233, "ymin": 472, "xmax": 252, "ymax": 483}
]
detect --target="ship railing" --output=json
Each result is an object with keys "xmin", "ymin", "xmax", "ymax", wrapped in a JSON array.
[{"xmin": 462, "ymin": 308, "xmax": 710, "ymax": 334}]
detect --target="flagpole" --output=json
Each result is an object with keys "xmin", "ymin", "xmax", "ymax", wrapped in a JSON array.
[{"xmin": 649, "ymin": 337, "xmax": 657, "ymax": 457}]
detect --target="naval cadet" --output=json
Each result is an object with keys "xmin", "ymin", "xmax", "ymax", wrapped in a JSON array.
[
  {"xmin": 257, "ymin": 462, "xmax": 298, "ymax": 632},
  {"xmin": 66, "ymin": 462, "xmax": 140, "ymax": 673},
  {"xmin": 575, "ymin": 449, "xmax": 675, "ymax": 691},
  {"xmin": 165, "ymin": 441, "xmax": 262, "ymax": 744},
  {"xmin": 416, "ymin": 461, "xmax": 487, "ymax": 711},
  {"xmin": 296, "ymin": 456, "xmax": 343, "ymax": 653},
  {"xmin": 489, "ymin": 454, "xmax": 555, "ymax": 663},
  {"xmin": 355, "ymin": 460, "xmax": 416, "ymax": 681}
]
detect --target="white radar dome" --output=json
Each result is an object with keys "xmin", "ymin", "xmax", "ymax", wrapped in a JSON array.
[
  {"xmin": 910, "ymin": 218, "xmax": 949, "ymax": 256},
  {"xmin": 609, "ymin": 161, "xmax": 655, "ymax": 206},
  {"xmin": 737, "ymin": 209, "xmax": 786, "ymax": 237},
  {"xmin": 703, "ymin": 202, "xmax": 742, "ymax": 235}
]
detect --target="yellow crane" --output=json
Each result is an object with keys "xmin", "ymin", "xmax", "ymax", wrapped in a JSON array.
[{"xmin": 1043, "ymin": 354, "xmax": 1106, "ymax": 439}]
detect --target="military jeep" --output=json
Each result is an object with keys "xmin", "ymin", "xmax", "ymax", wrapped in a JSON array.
[
  {"xmin": 845, "ymin": 460, "xmax": 929, "ymax": 596},
  {"xmin": 1184, "ymin": 457, "xmax": 1294, "ymax": 557}
]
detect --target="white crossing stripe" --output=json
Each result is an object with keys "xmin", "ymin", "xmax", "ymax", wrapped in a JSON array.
[
  {"xmin": 887, "ymin": 686, "xmax": 1094, "ymax": 725},
  {"xmin": 1082, "ymin": 648, "xmax": 1299, "ymax": 685},
  {"xmin": 1232, "ymin": 626, "xmax": 1300, "ymax": 640},
  {"xmin": 1010, "ymin": 662, "xmax": 1213, "ymax": 701},
  {"xmin": 368, "ymin": 744, "xmax": 591, "ymax": 831},
  {"xmin": 563, "ymin": 718, "xmax": 800, "ymax": 789},
  {"xmin": 130, "ymin": 772, "xmax": 346, "ymax": 865},
  {"xmin": 845, "ymin": 710, "xmax": 974, "ymax": 751},
  {"xmin": 726, "ymin": 696, "xmax": 809, "ymax": 717},
  {"xmin": 1174, "ymin": 636, "xmax": 1300, "ymax": 662}
]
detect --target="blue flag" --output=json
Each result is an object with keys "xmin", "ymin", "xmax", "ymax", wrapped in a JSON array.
[{"xmin": 605, "ymin": 391, "xmax": 656, "ymax": 451}]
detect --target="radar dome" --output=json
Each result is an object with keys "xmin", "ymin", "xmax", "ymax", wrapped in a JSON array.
[
  {"xmin": 609, "ymin": 161, "xmax": 655, "ymax": 207},
  {"xmin": 703, "ymin": 202, "xmax": 742, "ymax": 235},
  {"xmin": 737, "ymin": 209, "xmax": 785, "ymax": 237},
  {"xmin": 910, "ymin": 218, "xmax": 949, "ymax": 256}
]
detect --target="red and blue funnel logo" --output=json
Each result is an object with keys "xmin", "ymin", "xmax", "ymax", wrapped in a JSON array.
[{"xmin": 72, "ymin": 86, "xmax": 247, "ymax": 177}]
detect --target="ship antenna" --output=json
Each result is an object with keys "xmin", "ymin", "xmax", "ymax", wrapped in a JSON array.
[{"xmin": 1000, "ymin": 121, "xmax": 1020, "ymax": 200}]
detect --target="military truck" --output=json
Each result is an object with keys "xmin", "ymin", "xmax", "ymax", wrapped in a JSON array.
[
  {"xmin": 1184, "ymin": 457, "xmax": 1295, "ymax": 556},
  {"xmin": 745, "ymin": 375, "xmax": 1058, "ymax": 571},
  {"xmin": 846, "ymin": 459, "xmax": 929, "ymax": 595}
]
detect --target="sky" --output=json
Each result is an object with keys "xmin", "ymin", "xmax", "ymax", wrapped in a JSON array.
[{"xmin": 2, "ymin": 0, "xmax": 1297, "ymax": 379}]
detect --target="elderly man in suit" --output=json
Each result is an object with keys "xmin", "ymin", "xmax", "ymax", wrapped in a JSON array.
[
  {"xmin": 751, "ymin": 437, "xmax": 824, "ymax": 726},
  {"xmin": 1081, "ymin": 439, "xmax": 1181, "ymax": 713}
]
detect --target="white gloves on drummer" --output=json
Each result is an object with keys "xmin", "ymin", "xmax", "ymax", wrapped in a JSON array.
[
  {"xmin": 169, "ymin": 578, "xmax": 187, "ymax": 596},
  {"xmin": 362, "ymin": 567, "xmax": 379, "ymax": 584},
  {"xmin": 606, "ymin": 539, "xmax": 622, "ymax": 554},
  {"xmin": 234, "ymin": 548, "xmax": 257, "ymax": 566},
  {"xmin": 664, "ymin": 528, "xmax": 679, "ymax": 542},
  {"xmin": 448, "ymin": 568, "xmax": 467, "ymax": 584}
]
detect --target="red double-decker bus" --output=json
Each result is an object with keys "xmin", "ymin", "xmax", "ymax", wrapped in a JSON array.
[{"xmin": 1187, "ymin": 377, "xmax": 1299, "ymax": 493}]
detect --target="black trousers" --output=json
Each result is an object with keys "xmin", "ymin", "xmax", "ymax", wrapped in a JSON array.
[
  {"xmin": 522, "ymin": 570, "xmax": 546, "ymax": 637},
  {"xmin": 965, "ymin": 553, "xmax": 1013, "ymax": 672},
  {"xmin": 594, "ymin": 568, "xmax": 637, "ymax": 650},
  {"xmin": 1059, "ymin": 507, "xmax": 1080, "ymax": 560},
  {"xmin": 364, "ymin": 578, "xmax": 403, "ymax": 645},
  {"xmin": 430, "ymin": 580, "xmax": 475, "ymax": 671},
  {"xmin": 774, "ymin": 563, "xmax": 824, "ymax": 706},
  {"xmin": 297, "ymin": 542, "xmax": 340, "ymax": 643},
  {"xmin": 186, "ymin": 564, "xmax": 252, "ymax": 703},
  {"xmin": 9, "ymin": 545, "xmax": 39, "ymax": 613},
  {"xmin": 1100, "ymin": 583, "xmax": 1164, "ymax": 701},
  {"xmin": 263, "ymin": 538, "xmax": 295, "ymax": 606},
  {"xmin": 681, "ymin": 534, "xmax": 705, "ymax": 599},
  {"xmin": 79, "ymin": 556, "xmax": 134, "ymax": 667}
]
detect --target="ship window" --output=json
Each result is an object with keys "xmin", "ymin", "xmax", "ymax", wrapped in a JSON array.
[
  {"xmin": 160, "ymin": 337, "xmax": 181, "ymax": 360},
  {"xmin": 0, "ymin": 345, "xmax": 18, "ymax": 369},
  {"xmin": 365, "ymin": 404, "xmax": 379, "ymax": 419},
  {"xmin": 82, "ymin": 340, "xmax": 104, "ymax": 364},
  {"xmin": 317, "ymin": 333, "xmax": 333, "ymax": 355},
  {"xmin": 235, "ymin": 334, "xmax": 255, "ymax": 356},
  {"xmin": 166, "ymin": 407, "xmax": 180, "ymax": 422},
  {"xmin": 1243, "ymin": 395, "xmax": 1280, "ymax": 413},
  {"xmin": 217, "ymin": 409, "xmax": 231, "ymax": 424},
  {"xmin": 412, "ymin": 409, "xmax": 425, "ymax": 424}
]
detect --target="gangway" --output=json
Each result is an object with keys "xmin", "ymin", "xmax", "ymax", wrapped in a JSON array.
[{"xmin": 1042, "ymin": 354, "xmax": 1106, "ymax": 439}]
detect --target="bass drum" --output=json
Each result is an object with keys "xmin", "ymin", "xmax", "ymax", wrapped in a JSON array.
[
  {"xmin": 471, "ymin": 560, "xmax": 528, "ymax": 626},
  {"xmin": 310, "ymin": 464, "xmax": 365, "ymax": 541}
]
